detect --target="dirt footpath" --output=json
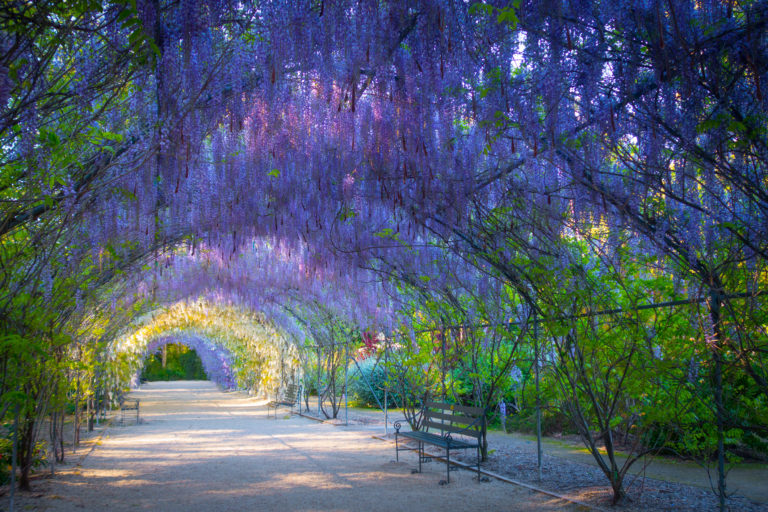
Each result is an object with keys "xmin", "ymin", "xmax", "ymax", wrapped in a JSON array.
[{"xmin": 5, "ymin": 381, "xmax": 584, "ymax": 512}]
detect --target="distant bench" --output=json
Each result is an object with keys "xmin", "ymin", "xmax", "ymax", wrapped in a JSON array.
[
  {"xmin": 267, "ymin": 384, "xmax": 299, "ymax": 418},
  {"xmin": 394, "ymin": 401, "xmax": 485, "ymax": 484},
  {"xmin": 120, "ymin": 399, "xmax": 140, "ymax": 425}
]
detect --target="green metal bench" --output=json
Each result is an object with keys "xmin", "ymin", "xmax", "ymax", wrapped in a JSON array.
[
  {"xmin": 120, "ymin": 399, "xmax": 140, "ymax": 425},
  {"xmin": 266, "ymin": 384, "xmax": 299, "ymax": 418},
  {"xmin": 394, "ymin": 401, "xmax": 485, "ymax": 484}
]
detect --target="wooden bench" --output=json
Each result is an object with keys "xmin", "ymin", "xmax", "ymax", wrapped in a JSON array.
[
  {"xmin": 266, "ymin": 384, "xmax": 299, "ymax": 418},
  {"xmin": 394, "ymin": 401, "xmax": 485, "ymax": 484},
  {"xmin": 120, "ymin": 399, "xmax": 140, "ymax": 425}
]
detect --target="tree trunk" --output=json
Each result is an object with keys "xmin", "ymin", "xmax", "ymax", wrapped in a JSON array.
[
  {"xmin": 58, "ymin": 412, "xmax": 65, "ymax": 463},
  {"xmin": 11, "ymin": 406, "xmax": 18, "ymax": 507},
  {"xmin": 73, "ymin": 380, "xmax": 81, "ymax": 451},
  {"xmin": 49, "ymin": 412, "xmax": 57, "ymax": 474},
  {"xmin": 87, "ymin": 398, "xmax": 94, "ymax": 432},
  {"xmin": 709, "ymin": 288, "xmax": 727, "ymax": 511},
  {"xmin": 316, "ymin": 347, "xmax": 322, "ymax": 416},
  {"xmin": 610, "ymin": 473, "xmax": 627, "ymax": 505},
  {"xmin": 18, "ymin": 413, "xmax": 36, "ymax": 491},
  {"xmin": 604, "ymin": 430, "xmax": 626, "ymax": 504}
]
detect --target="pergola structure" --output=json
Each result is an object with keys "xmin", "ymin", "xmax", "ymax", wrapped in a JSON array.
[{"xmin": 1, "ymin": 2, "xmax": 766, "ymax": 509}]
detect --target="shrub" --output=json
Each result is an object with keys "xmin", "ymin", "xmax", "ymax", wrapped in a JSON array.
[
  {"xmin": 506, "ymin": 407, "xmax": 575, "ymax": 436},
  {"xmin": 0, "ymin": 437, "xmax": 47, "ymax": 485},
  {"xmin": 347, "ymin": 358, "xmax": 399, "ymax": 408}
]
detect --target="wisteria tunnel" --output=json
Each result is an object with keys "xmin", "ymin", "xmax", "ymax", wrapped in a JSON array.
[
  {"xmin": 134, "ymin": 336, "xmax": 237, "ymax": 388},
  {"xmin": 1, "ymin": 0, "xmax": 767, "ymax": 510},
  {"xmin": 116, "ymin": 300, "xmax": 300, "ymax": 392}
]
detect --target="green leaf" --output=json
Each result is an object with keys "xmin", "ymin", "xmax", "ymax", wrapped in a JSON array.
[
  {"xmin": 102, "ymin": 131, "xmax": 124, "ymax": 142},
  {"xmin": 48, "ymin": 131, "xmax": 60, "ymax": 147},
  {"xmin": 267, "ymin": 168, "xmax": 280, "ymax": 178},
  {"xmin": 496, "ymin": 7, "xmax": 519, "ymax": 28},
  {"xmin": 116, "ymin": 8, "xmax": 136, "ymax": 23},
  {"xmin": 695, "ymin": 118, "xmax": 721, "ymax": 134},
  {"xmin": 469, "ymin": 3, "xmax": 494, "ymax": 16}
]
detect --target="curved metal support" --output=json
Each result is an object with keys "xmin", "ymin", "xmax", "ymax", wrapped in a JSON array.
[{"xmin": 394, "ymin": 420, "xmax": 402, "ymax": 433}]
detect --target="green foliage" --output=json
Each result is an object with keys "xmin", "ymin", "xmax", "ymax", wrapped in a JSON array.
[
  {"xmin": 505, "ymin": 407, "xmax": 575, "ymax": 436},
  {"xmin": 0, "ymin": 436, "xmax": 47, "ymax": 485},
  {"xmin": 140, "ymin": 344, "xmax": 207, "ymax": 381},
  {"xmin": 347, "ymin": 357, "xmax": 400, "ymax": 408}
]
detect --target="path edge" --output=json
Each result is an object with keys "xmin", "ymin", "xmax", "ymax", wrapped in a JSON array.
[{"xmin": 372, "ymin": 434, "xmax": 607, "ymax": 512}]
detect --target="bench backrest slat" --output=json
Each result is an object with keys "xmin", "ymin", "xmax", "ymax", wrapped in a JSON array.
[
  {"xmin": 122, "ymin": 399, "xmax": 139, "ymax": 410},
  {"xmin": 282, "ymin": 384, "xmax": 299, "ymax": 401},
  {"xmin": 421, "ymin": 401, "xmax": 485, "ymax": 439},
  {"xmin": 425, "ymin": 401, "xmax": 483, "ymax": 416},
  {"xmin": 423, "ymin": 419, "xmax": 483, "ymax": 438},
  {"xmin": 427, "ymin": 410, "xmax": 478, "ymax": 426}
]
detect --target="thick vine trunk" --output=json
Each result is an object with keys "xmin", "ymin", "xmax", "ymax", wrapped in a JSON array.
[
  {"xmin": 708, "ymin": 288, "xmax": 727, "ymax": 511},
  {"xmin": 58, "ymin": 412, "xmax": 65, "ymax": 463},
  {"xmin": 17, "ymin": 413, "xmax": 36, "ymax": 491}
]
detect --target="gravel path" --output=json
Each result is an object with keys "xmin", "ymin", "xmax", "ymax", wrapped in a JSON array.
[{"xmin": 2, "ymin": 382, "xmax": 584, "ymax": 512}]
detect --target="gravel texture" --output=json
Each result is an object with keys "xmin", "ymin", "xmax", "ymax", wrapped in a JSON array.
[{"xmin": 307, "ymin": 407, "xmax": 768, "ymax": 512}]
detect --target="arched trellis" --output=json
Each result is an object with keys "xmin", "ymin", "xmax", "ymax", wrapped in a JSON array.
[
  {"xmin": 137, "ymin": 334, "xmax": 238, "ymax": 389},
  {"xmin": 107, "ymin": 238, "xmax": 396, "ymax": 341},
  {"xmin": 112, "ymin": 300, "xmax": 301, "ymax": 397}
]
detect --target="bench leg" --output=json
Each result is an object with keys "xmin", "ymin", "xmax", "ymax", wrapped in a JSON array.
[
  {"xmin": 477, "ymin": 444, "xmax": 481, "ymax": 482},
  {"xmin": 395, "ymin": 433, "xmax": 399, "ymax": 462},
  {"xmin": 446, "ymin": 447, "xmax": 450, "ymax": 484},
  {"xmin": 418, "ymin": 441, "xmax": 423, "ymax": 473}
]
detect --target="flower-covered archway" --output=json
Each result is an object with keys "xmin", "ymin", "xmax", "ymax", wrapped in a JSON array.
[
  {"xmin": 138, "ymin": 334, "xmax": 237, "ymax": 389},
  {"xmin": 113, "ymin": 300, "xmax": 301, "ymax": 397}
]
